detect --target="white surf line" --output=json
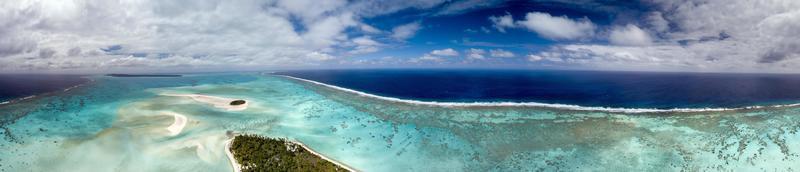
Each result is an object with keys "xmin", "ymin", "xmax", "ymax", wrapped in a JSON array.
[
  {"xmin": 165, "ymin": 112, "xmax": 188, "ymax": 136},
  {"xmin": 292, "ymin": 141, "xmax": 358, "ymax": 172},
  {"xmin": 280, "ymin": 75, "xmax": 800, "ymax": 114},
  {"xmin": 160, "ymin": 93, "xmax": 248, "ymax": 111},
  {"xmin": 0, "ymin": 79, "xmax": 92, "ymax": 107},
  {"xmin": 224, "ymin": 138, "xmax": 242, "ymax": 172}
]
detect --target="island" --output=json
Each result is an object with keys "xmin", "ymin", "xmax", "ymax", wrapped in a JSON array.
[
  {"xmin": 230, "ymin": 100, "xmax": 246, "ymax": 106},
  {"xmin": 228, "ymin": 135, "xmax": 353, "ymax": 172},
  {"xmin": 106, "ymin": 74, "xmax": 183, "ymax": 77}
]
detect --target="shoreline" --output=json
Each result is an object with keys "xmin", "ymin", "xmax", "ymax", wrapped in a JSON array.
[
  {"xmin": 292, "ymin": 140, "xmax": 358, "ymax": 172},
  {"xmin": 279, "ymin": 75, "xmax": 800, "ymax": 114},
  {"xmin": 224, "ymin": 138, "xmax": 242, "ymax": 172}
]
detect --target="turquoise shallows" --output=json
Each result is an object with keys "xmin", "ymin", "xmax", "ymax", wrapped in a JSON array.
[{"xmin": 1, "ymin": 73, "xmax": 800, "ymax": 171}]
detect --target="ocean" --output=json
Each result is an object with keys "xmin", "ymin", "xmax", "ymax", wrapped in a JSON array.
[
  {"xmin": 1, "ymin": 71, "xmax": 800, "ymax": 171},
  {"xmin": 277, "ymin": 69, "xmax": 800, "ymax": 109},
  {"xmin": 0, "ymin": 74, "xmax": 90, "ymax": 104}
]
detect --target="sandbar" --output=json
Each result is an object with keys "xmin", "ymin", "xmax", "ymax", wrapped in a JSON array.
[
  {"xmin": 161, "ymin": 93, "xmax": 249, "ymax": 111},
  {"xmin": 165, "ymin": 112, "xmax": 187, "ymax": 136}
]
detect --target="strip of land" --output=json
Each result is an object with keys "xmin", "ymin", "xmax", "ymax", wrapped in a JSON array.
[
  {"xmin": 160, "ymin": 93, "xmax": 248, "ymax": 111},
  {"xmin": 226, "ymin": 135, "xmax": 356, "ymax": 172}
]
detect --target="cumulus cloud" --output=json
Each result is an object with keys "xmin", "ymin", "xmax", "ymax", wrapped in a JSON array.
[
  {"xmin": 0, "ymin": 0, "xmax": 371, "ymax": 72},
  {"xmin": 412, "ymin": 48, "xmax": 461, "ymax": 63},
  {"xmin": 527, "ymin": 54, "xmax": 544, "ymax": 62},
  {"xmin": 525, "ymin": 0, "xmax": 800, "ymax": 73},
  {"xmin": 466, "ymin": 48, "xmax": 486, "ymax": 60},
  {"xmin": 348, "ymin": 36, "xmax": 382, "ymax": 54},
  {"xmin": 645, "ymin": 12, "xmax": 670, "ymax": 33},
  {"xmin": 415, "ymin": 54, "xmax": 444, "ymax": 62},
  {"xmin": 391, "ymin": 22, "xmax": 422, "ymax": 40},
  {"xmin": 306, "ymin": 51, "xmax": 336, "ymax": 61},
  {"xmin": 0, "ymin": 0, "xmax": 463, "ymax": 72},
  {"xmin": 516, "ymin": 12, "xmax": 596, "ymax": 40},
  {"xmin": 430, "ymin": 48, "xmax": 459, "ymax": 56},
  {"xmin": 489, "ymin": 49, "xmax": 515, "ymax": 57},
  {"xmin": 609, "ymin": 24, "xmax": 653, "ymax": 46},
  {"xmin": 489, "ymin": 13, "xmax": 514, "ymax": 33}
]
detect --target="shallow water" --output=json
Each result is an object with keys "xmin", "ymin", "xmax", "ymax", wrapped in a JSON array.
[{"xmin": 2, "ymin": 73, "xmax": 800, "ymax": 171}]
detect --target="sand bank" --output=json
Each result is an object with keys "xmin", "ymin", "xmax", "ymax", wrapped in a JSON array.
[
  {"xmin": 165, "ymin": 112, "xmax": 188, "ymax": 136},
  {"xmin": 161, "ymin": 93, "xmax": 248, "ymax": 111}
]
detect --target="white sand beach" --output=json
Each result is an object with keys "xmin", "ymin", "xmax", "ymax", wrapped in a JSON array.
[
  {"xmin": 224, "ymin": 138, "xmax": 242, "ymax": 172},
  {"xmin": 293, "ymin": 141, "xmax": 358, "ymax": 172},
  {"xmin": 161, "ymin": 93, "xmax": 249, "ymax": 111}
]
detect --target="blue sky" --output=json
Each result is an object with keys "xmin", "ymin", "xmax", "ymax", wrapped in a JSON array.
[{"xmin": 2, "ymin": 0, "xmax": 800, "ymax": 73}]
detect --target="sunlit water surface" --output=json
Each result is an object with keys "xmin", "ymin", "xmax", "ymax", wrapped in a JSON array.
[{"xmin": 1, "ymin": 73, "xmax": 800, "ymax": 171}]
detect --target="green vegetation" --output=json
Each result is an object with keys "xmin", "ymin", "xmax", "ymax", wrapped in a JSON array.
[
  {"xmin": 230, "ymin": 100, "xmax": 246, "ymax": 106},
  {"xmin": 230, "ymin": 135, "xmax": 349, "ymax": 172}
]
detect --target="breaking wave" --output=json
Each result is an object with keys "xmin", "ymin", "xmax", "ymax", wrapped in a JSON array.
[{"xmin": 282, "ymin": 75, "xmax": 800, "ymax": 113}]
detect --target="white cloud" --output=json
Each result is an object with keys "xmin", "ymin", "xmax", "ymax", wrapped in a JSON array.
[
  {"xmin": 391, "ymin": 22, "xmax": 422, "ymax": 40},
  {"xmin": 417, "ymin": 54, "xmax": 443, "ymax": 62},
  {"xmin": 646, "ymin": 12, "xmax": 669, "ymax": 33},
  {"xmin": 348, "ymin": 0, "xmax": 447, "ymax": 17},
  {"xmin": 516, "ymin": 12, "xmax": 596, "ymax": 40},
  {"xmin": 359, "ymin": 24, "xmax": 382, "ymax": 34},
  {"xmin": 524, "ymin": 0, "xmax": 800, "ymax": 73},
  {"xmin": 306, "ymin": 51, "xmax": 335, "ymax": 61},
  {"xmin": 489, "ymin": 49, "xmax": 515, "ymax": 57},
  {"xmin": 412, "ymin": 48, "xmax": 461, "ymax": 63},
  {"xmin": 0, "ymin": 0, "xmax": 460, "ymax": 73},
  {"xmin": 527, "ymin": 54, "xmax": 544, "ymax": 62},
  {"xmin": 0, "ymin": 0, "xmax": 375, "ymax": 72},
  {"xmin": 489, "ymin": 13, "xmax": 514, "ymax": 33},
  {"xmin": 609, "ymin": 24, "xmax": 653, "ymax": 46},
  {"xmin": 466, "ymin": 48, "xmax": 486, "ymax": 60},
  {"xmin": 276, "ymin": 0, "xmax": 348, "ymax": 24},
  {"xmin": 435, "ymin": 0, "xmax": 504, "ymax": 16},
  {"xmin": 430, "ymin": 48, "xmax": 459, "ymax": 56},
  {"xmin": 348, "ymin": 36, "xmax": 382, "ymax": 54}
]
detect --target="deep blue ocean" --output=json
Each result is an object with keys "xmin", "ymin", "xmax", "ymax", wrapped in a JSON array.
[
  {"xmin": 278, "ymin": 69, "xmax": 800, "ymax": 109},
  {"xmin": 0, "ymin": 74, "xmax": 89, "ymax": 103}
]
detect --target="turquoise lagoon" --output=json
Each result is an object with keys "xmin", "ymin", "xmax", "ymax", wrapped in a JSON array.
[{"xmin": 1, "ymin": 73, "xmax": 800, "ymax": 171}]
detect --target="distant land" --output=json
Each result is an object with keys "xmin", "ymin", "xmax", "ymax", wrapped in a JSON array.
[{"xmin": 106, "ymin": 74, "xmax": 182, "ymax": 77}]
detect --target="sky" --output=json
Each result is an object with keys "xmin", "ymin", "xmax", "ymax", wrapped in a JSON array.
[{"xmin": 1, "ymin": 0, "xmax": 800, "ymax": 73}]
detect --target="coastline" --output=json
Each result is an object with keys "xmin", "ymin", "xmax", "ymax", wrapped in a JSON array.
[
  {"xmin": 224, "ymin": 138, "xmax": 242, "ymax": 172},
  {"xmin": 292, "ymin": 140, "xmax": 358, "ymax": 172},
  {"xmin": 279, "ymin": 75, "xmax": 800, "ymax": 114}
]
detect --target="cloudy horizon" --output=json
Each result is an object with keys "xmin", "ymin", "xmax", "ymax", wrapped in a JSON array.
[{"xmin": 2, "ymin": 0, "xmax": 800, "ymax": 74}]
